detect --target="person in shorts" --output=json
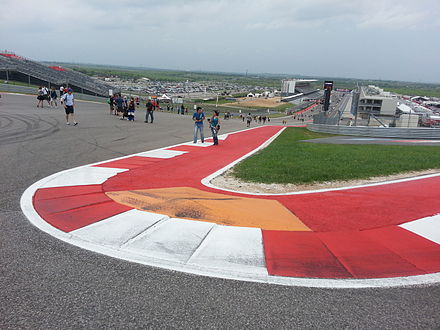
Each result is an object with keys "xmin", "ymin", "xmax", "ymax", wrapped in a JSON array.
[
  {"xmin": 62, "ymin": 88, "xmax": 78, "ymax": 126},
  {"xmin": 36, "ymin": 86, "xmax": 45, "ymax": 108}
]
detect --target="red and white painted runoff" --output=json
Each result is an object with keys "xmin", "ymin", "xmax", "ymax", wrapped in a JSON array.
[{"xmin": 21, "ymin": 126, "xmax": 440, "ymax": 288}]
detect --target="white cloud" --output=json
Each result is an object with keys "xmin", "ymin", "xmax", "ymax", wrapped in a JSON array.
[{"xmin": 0, "ymin": 0, "xmax": 439, "ymax": 82}]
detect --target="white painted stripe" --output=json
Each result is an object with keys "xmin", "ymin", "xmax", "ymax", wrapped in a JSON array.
[
  {"xmin": 135, "ymin": 149, "xmax": 187, "ymax": 158},
  {"xmin": 187, "ymin": 225, "xmax": 268, "ymax": 275},
  {"xmin": 180, "ymin": 142, "xmax": 211, "ymax": 147},
  {"xmin": 216, "ymin": 133, "xmax": 229, "ymax": 140},
  {"xmin": 400, "ymin": 214, "xmax": 440, "ymax": 244},
  {"xmin": 20, "ymin": 126, "xmax": 440, "ymax": 288},
  {"xmin": 123, "ymin": 218, "xmax": 214, "ymax": 263},
  {"xmin": 70, "ymin": 209, "xmax": 167, "ymax": 247},
  {"xmin": 40, "ymin": 167, "xmax": 127, "ymax": 188}
]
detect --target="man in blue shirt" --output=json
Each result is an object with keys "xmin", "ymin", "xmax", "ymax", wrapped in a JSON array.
[
  {"xmin": 115, "ymin": 94, "xmax": 124, "ymax": 117},
  {"xmin": 192, "ymin": 106, "xmax": 205, "ymax": 143}
]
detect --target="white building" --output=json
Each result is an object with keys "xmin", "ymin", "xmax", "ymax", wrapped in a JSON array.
[
  {"xmin": 281, "ymin": 79, "xmax": 317, "ymax": 97},
  {"xmin": 358, "ymin": 85, "xmax": 397, "ymax": 117}
]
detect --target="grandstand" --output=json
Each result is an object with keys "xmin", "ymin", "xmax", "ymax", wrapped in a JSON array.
[
  {"xmin": 280, "ymin": 79, "xmax": 320, "ymax": 102},
  {"xmin": 0, "ymin": 51, "xmax": 111, "ymax": 96}
]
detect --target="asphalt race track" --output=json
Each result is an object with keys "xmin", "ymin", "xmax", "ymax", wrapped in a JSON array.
[{"xmin": 1, "ymin": 93, "xmax": 439, "ymax": 328}]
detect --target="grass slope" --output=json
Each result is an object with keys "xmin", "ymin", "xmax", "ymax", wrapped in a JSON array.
[{"xmin": 232, "ymin": 128, "xmax": 440, "ymax": 184}]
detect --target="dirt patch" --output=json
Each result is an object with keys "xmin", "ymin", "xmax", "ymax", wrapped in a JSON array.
[
  {"xmin": 211, "ymin": 169, "xmax": 440, "ymax": 194},
  {"xmin": 224, "ymin": 97, "xmax": 282, "ymax": 108}
]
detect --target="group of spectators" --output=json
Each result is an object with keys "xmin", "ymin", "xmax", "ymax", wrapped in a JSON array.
[
  {"xmin": 108, "ymin": 94, "xmax": 140, "ymax": 122},
  {"xmin": 36, "ymin": 86, "xmax": 77, "ymax": 125},
  {"xmin": 240, "ymin": 113, "xmax": 270, "ymax": 127},
  {"xmin": 165, "ymin": 104, "xmax": 188, "ymax": 115},
  {"xmin": 36, "ymin": 86, "xmax": 63, "ymax": 108},
  {"xmin": 192, "ymin": 107, "xmax": 221, "ymax": 145},
  {"xmin": 35, "ymin": 88, "xmax": 276, "ymax": 143},
  {"xmin": 108, "ymin": 94, "xmax": 163, "ymax": 123},
  {"xmin": 108, "ymin": 95, "xmax": 221, "ymax": 145}
]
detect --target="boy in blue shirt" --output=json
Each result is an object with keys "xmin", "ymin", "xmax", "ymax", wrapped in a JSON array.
[{"xmin": 192, "ymin": 107, "xmax": 205, "ymax": 143}]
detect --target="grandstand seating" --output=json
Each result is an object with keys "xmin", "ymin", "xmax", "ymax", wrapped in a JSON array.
[
  {"xmin": 0, "ymin": 52, "xmax": 111, "ymax": 96},
  {"xmin": 295, "ymin": 87, "xmax": 319, "ymax": 95}
]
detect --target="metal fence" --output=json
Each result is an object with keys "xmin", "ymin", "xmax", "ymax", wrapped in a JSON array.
[
  {"xmin": 0, "ymin": 83, "xmax": 107, "ymax": 103},
  {"xmin": 307, "ymin": 123, "xmax": 440, "ymax": 139},
  {"xmin": 312, "ymin": 113, "xmax": 340, "ymax": 125}
]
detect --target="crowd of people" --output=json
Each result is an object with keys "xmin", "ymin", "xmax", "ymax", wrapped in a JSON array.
[
  {"xmin": 240, "ymin": 113, "xmax": 271, "ymax": 127},
  {"xmin": 192, "ymin": 106, "xmax": 220, "ymax": 145},
  {"xmin": 36, "ymin": 86, "xmax": 60, "ymax": 108},
  {"xmin": 107, "ymin": 94, "xmax": 141, "ymax": 122},
  {"xmin": 107, "ymin": 94, "xmax": 166, "ymax": 123},
  {"xmin": 36, "ymin": 86, "xmax": 77, "ymax": 125},
  {"xmin": 35, "ymin": 88, "xmax": 317, "ymax": 142}
]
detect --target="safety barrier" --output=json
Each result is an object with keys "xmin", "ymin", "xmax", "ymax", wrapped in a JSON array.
[{"xmin": 307, "ymin": 123, "xmax": 440, "ymax": 139}]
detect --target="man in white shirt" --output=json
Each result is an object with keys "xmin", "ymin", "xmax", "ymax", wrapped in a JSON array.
[
  {"xmin": 59, "ymin": 86, "xmax": 64, "ymax": 100},
  {"xmin": 62, "ymin": 88, "xmax": 78, "ymax": 126},
  {"xmin": 42, "ymin": 86, "xmax": 50, "ymax": 106}
]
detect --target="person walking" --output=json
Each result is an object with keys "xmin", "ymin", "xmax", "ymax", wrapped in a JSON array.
[
  {"xmin": 108, "ymin": 95, "xmax": 114, "ymax": 115},
  {"xmin": 145, "ymin": 99, "xmax": 154, "ymax": 123},
  {"xmin": 61, "ymin": 88, "xmax": 78, "ymax": 126},
  {"xmin": 42, "ymin": 86, "xmax": 50, "ymax": 106},
  {"xmin": 60, "ymin": 87, "xmax": 66, "ymax": 105},
  {"xmin": 36, "ymin": 86, "xmax": 45, "ymax": 108},
  {"xmin": 246, "ymin": 112, "xmax": 252, "ymax": 127},
  {"xmin": 192, "ymin": 106, "xmax": 205, "ymax": 143},
  {"xmin": 209, "ymin": 110, "xmax": 220, "ymax": 145},
  {"xmin": 127, "ymin": 97, "xmax": 135, "ymax": 121},
  {"xmin": 50, "ymin": 87, "xmax": 58, "ymax": 107},
  {"xmin": 121, "ymin": 96, "xmax": 128, "ymax": 120},
  {"xmin": 114, "ymin": 94, "xmax": 124, "ymax": 118}
]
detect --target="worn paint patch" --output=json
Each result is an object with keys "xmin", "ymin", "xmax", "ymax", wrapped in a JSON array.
[{"xmin": 106, "ymin": 187, "xmax": 310, "ymax": 231}]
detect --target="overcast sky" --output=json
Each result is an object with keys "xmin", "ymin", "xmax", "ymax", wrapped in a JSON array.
[{"xmin": 1, "ymin": 0, "xmax": 439, "ymax": 83}]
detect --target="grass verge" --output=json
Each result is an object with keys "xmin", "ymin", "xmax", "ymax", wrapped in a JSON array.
[{"xmin": 232, "ymin": 127, "xmax": 440, "ymax": 184}]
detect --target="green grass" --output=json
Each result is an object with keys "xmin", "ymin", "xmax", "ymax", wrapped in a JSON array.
[
  {"xmin": 232, "ymin": 128, "xmax": 440, "ymax": 184},
  {"xmin": 383, "ymin": 87, "xmax": 440, "ymax": 98}
]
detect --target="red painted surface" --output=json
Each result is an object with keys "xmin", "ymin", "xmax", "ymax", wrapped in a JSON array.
[
  {"xmin": 101, "ymin": 126, "xmax": 282, "ymax": 192},
  {"xmin": 263, "ymin": 231, "xmax": 352, "ymax": 278},
  {"xmin": 94, "ymin": 156, "xmax": 161, "ymax": 170},
  {"xmin": 33, "ymin": 186, "xmax": 131, "ymax": 232},
  {"xmin": 274, "ymin": 178, "xmax": 440, "ymax": 232},
  {"xmin": 263, "ymin": 227, "xmax": 437, "ymax": 279},
  {"xmin": 317, "ymin": 231, "xmax": 423, "ymax": 278},
  {"xmin": 31, "ymin": 126, "xmax": 440, "ymax": 279},
  {"xmin": 293, "ymin": 103, "xmax": 318, "ymax": 116},
  {"xmin": 34, "ymin": 185, "xmax": 103, "ymax": 200},
  {"xmin": 362, "ymin": 226, "xmax": 440, "ymax": 273}
]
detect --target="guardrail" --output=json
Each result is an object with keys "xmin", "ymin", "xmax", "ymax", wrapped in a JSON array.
[
  {"xmin": 307, "ymin": 123, "xmax": 440, "ymax": 139},
  {"xmin": 0, "ymin": 83, "xmax": 107, "ymax": 103}
]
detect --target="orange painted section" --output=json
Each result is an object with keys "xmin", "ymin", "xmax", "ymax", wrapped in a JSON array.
[{"xmin": 106, "ymin": 187, "xmax": 310, "ymax": 231}]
